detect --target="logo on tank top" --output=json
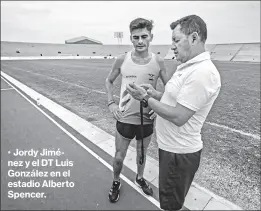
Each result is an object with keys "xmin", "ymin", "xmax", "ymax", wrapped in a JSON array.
[
  {"xmin": 148, "ymin": 74, "xmax": 155, "ymax": 81},
  {"xmin": 126, "ymin": 75, "xmax": 137, "ymax": 79}
]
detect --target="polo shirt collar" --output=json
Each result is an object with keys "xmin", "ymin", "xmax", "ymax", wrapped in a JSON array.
[{"xmin": 177, "ymin": 51, "xmax": 211, "ymax": 71}]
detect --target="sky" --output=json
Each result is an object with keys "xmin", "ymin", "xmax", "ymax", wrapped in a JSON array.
[{"xmin": 1, "ymin": 1, "xmax": 260, "ymax": 45}]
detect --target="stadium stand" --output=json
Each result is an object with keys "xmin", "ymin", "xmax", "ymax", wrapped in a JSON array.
[
  {"xmin": 210, "ymin": 44, "xmax": 244, "ymax": 61},
  {"xmin": 1, "ymin": 41, "xmax": 260, "ymax": 62},
  {"xmin": 231, "ymin": 43, "xmax": 260, "ymax": 62},
  {"xmin": 1, "ymin": 42, "xmax": 168, "ymax": 58}
]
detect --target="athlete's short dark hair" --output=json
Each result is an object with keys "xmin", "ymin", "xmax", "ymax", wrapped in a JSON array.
[{"xmin": 129, "ymin": 18, "xmax": 154, "ymax": 33}]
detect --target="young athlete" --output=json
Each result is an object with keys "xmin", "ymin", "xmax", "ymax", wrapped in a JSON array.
[{"xmin": 105, "ymin": 17, "xmax": 169, "ymax": 203}]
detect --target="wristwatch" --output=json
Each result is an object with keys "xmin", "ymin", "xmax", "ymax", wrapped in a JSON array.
[{"xmin": 141, "ymin": 94, "xmax": 151, "ymax": 108}]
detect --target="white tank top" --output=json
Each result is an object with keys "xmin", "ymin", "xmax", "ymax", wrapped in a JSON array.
[{"xmin": 118, "ymin": 51, "xmax": 161, "ymax": 125}]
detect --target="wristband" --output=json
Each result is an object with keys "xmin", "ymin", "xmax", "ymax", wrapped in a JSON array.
[{"xmin": 141, "ymin": 95, "xmax": 150, "ymax": 108}]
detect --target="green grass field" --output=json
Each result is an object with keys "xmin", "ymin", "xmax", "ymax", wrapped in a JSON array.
[{"xmin": 1, "ymin": 59, "xmax": 260, "ymax": 210}]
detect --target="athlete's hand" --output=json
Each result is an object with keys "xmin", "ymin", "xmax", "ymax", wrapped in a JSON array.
[
  {"xmin": 109, "ymin": 103, "xmax": 123, "ymax": 120},
  {"xmin": 140, "ymin": 84, "xmax": 157, "ymax": 99},
  {"xmin": 149, "ymin": 110, "xmax": 157, "ymax": 120}
]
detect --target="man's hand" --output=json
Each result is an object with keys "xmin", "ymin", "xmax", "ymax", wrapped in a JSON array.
[
  {"xmin": 140, "ymin": 84, "xmax": 158, "ymax": 99},
  {"xmin": 126, "ymin": 83, "xmax": 147, "ymax": 101},
  {"xmin": 108, "ymin": 103, "xmax": 123, "ymax": 120}
]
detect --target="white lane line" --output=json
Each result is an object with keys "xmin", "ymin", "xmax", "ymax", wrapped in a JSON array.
[
  {"xmin": 21, "ymin": 69, "xmax": 106, "ymax": 95},
  {"xmin": 1, "ymin": 88, "xmax": 14, "ymax": 91},
  {"xmin": 1, "ymin": 75, "xmax": 162, "ymax": 210},
  {"xmin": 4, "ymin": 69, "xmax": 259, "ymax": 140},
  {"xmin": 192, "ymin": 182, "xmax": 243, "ymax": 210},
  {"xmin": 205, "ymin": 121, "xmax": 260, "ymax": 140}
]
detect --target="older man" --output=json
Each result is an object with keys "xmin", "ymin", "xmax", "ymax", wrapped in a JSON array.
[{"xmin": 127, "ymin": 15, "xmax": 221, "ymax": 210}]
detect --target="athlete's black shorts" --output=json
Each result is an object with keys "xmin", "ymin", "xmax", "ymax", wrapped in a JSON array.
[
  {"xmin": 159, "ymin": 148, "xmax": 202, "ymax": 210},
  {"xmin": 116, "ymin": 121, "xmax": 153, "ymax": 140}
]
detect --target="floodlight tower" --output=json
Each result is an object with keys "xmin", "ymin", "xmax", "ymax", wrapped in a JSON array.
[{"xmin": 114, "ymin": 32, "xmax": 123, "ymax": 45}]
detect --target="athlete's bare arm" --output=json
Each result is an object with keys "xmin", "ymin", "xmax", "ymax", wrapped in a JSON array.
[
  {"xmin": 105, "ymin": 54, "xmax": 125, "ymax": 120},
  {"xmin": 105, "ymin": 54, "xmax": 125, "ymax": 102},
  {"xmin": 157, "ymin": 56, "xmax": 169, "ymax": 85}
]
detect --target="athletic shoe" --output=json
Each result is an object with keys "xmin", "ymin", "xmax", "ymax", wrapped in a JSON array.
[
  {"xmin": 135, "ymin": 175, "xmax": 153, "ymax": 196},
  {"xmin": 108, "ymin": 180, "xmax": 121, "ymax": 203}
]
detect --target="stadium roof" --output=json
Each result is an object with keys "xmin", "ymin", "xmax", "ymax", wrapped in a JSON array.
[{"xmin": 65, "ymin": 36, "xmax": 102, "ymax": 44}]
